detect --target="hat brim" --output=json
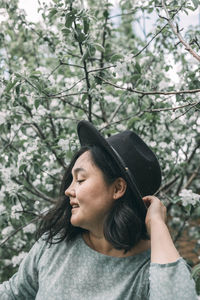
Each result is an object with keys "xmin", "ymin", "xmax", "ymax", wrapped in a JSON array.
[{"xmin": 77, "ymin": 120, "xmax": 146, "ymax": 211}]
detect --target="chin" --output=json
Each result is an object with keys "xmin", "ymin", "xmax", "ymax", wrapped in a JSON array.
[
  {"xmin": 70, "ymin": 216, "xmax": 89, "ymax": 231},
  {"xmin": 70, "ymin": 215, "xmax": 82, "ymax": 227}
]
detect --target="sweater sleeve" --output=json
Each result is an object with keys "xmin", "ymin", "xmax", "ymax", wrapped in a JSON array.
[
  {"xmin": 149, "ymin": 257, "xmax": 198, "ymax": 300},
  {"xmin": 0, "ymin": 238, "xmax": 46, "ymax": 300}
]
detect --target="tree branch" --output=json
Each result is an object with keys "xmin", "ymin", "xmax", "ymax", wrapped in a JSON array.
[
  {"xmin": 144, "ymin": 101, "xmax": 199, "ymax": 113},
  {"xmin": 95, "ymin": 75, "xmax": 200, "ymax": 95},
  {"xmin": 88, "ymin": 65, "xmax": 116, "ymax": 74},
  {"xmin": 133, "ymin": 23, "xmax": 168, "ymax": 57},
  {"xmin": 48, "ymin": 77, "xmax": 86, "ymax": 97},
  {"xmin": 73, "ymin": 17, "xmax": 92, "ymax": 122},
  {"xmin": 13, "ymin": 177, "xmax": 55, "ymax": 203},
  {"xmin": 162, "ymin": 0, "xmax": 200, "ymax": 62},
  {"xmin": 0, "ymin": 216, "xmax": 39, "ymax": 247},
  {"xmin": 183, "ymin": 165, "xmax": 200, "ymax": 189}
]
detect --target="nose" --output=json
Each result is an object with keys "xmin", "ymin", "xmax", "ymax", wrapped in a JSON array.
[{"xmin": 65, "ymin": 183, "xmax": 76, "ymax": 198}]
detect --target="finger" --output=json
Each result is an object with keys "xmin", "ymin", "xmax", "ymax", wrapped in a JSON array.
[{"xmin": 143, "ymin": 195, "xmax": 160, "ymax": 202}]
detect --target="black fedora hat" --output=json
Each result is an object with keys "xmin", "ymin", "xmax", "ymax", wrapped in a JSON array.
[{"xmin": 77, "ymin": 120, "xmax": 161, "ymax": 210}]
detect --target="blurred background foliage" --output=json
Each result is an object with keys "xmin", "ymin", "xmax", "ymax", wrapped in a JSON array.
[{"xmin": 0, "ymin": 0, "xmax": 200, "ymax": 292}]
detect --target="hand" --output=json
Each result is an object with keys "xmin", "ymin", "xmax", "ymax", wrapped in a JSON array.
[{"xmin": 142, "ymin": 195, "xmax": 167, "ymax": 236}]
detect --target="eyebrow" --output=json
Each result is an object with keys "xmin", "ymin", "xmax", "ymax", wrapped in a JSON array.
[{"xmin": 72, "ymin": 167, "xmax": 86, "ymax": 175}]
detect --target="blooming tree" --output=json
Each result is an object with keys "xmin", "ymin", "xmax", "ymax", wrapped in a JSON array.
[{"xmin": 0, "ymin": 0, "xmax": 200, "ymax": 291}]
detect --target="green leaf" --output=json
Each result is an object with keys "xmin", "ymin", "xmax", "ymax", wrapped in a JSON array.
[
  {"xmin": 34, "ymin": 99, "xmax": 40, "ymax": 109},
  {"xmin": 81, "ymin": 94, "xmax": 88, "ymax": 102},
  {"xmin": 103, "ymin": 9, "xmax": 109, "ymax": 18},
  {"xmin": 19, "ymin": 164, "xmax": 27, "ymax": 173},
  {"xmin": 192, "ymin": 263, "xmax": 200, "ymax": 278},
  {"xmin": 49, "ymin": 8, "xmax": 58, "ymax": 18},
  {"xmin": 76, "ymin": 31, "xmax": 86, "ymax": 43},
  {"xmin": 15, "ymin": 84, "xmax": 20, "ymax": 96},
  {"xmin": 65, "ymin": 13, "xmax": 75, "ymax": 28},
  {"xmin": 88, "ymin": 45, "xmax": 96, "ymax": 56},
  {"xmin": 61, "ymin": 28, "xmax": 71, "ymax": 36},
  {"xmin": 93, "ymin": 43, "xmax": 105, "ymax": 53},
  {"xmin": 135, "ymin": 62, "xmax": 141, "ymax": 74},
  {"xmin": 31, "ymin": 71, "xmax": 42, "ymax": 76},
  {"xmin": 110, "ymin": 54, "xmax": 123, "ymax": 62},
  {"xmin": 81, "ymin": 50, "xmax": 90, "ymax": 62},
  {"xmin": 83, "ymin": 18, "xmax": 90, "ymax": 34},
  {"xmin": 191, "ymin": 0, "xmax": 199, "ymax": 9},
  {"xmin": 5, "ymin": 79, "xmax": 18, "ymax": 93}
]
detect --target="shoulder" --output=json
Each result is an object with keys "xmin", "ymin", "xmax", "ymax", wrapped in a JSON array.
[{"xmin": 35, "ymin": 234, "xmax": 82, "ymax": 263}]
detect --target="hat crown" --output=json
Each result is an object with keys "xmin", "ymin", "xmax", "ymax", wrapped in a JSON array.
[{"xmin": 107, "ymin": 131, "xmax": 161, "ymax": 196}]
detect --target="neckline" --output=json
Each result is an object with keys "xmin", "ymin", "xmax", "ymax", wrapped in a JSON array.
[{"xmin": 79, "ymin": 234, "xmax": 150, "ymax": 260}]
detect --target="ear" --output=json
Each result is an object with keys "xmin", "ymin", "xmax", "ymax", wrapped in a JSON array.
[{"xmin": 113, "ymin": 177, "xmax": 127, "ymax": 200}]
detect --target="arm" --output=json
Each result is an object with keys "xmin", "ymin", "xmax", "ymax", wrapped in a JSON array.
[
  {"xmin": 143, "ymin": 195, "xmax": 198, "ymax": 300},
  {"xmin": 0, "ymin": 238, "xmax": 45, "ymax": 299},
  {"xmin": 143, "ymin": 195, "xmax": 179, "ymax": 264}
]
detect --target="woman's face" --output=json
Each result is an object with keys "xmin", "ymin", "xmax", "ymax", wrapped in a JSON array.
[{"xmin": 65, "ymin": 151, "xmax": 116, "ymax": 233}]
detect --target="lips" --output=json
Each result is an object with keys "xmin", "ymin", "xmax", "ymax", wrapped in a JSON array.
[
  {"xmin": 72, "ymin": 204, "xmax": 79, "ymax": 208},
  {"xmin": 70, "ymin": 201, "xmax": 80, "ymax": 209}
]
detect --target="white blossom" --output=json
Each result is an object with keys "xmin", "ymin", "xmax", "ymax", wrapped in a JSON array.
[
  {"xmin": 149, "ymin": 141, "xmax": 156, "ymax": 147},
  {"xmin": 23, "ymin": 223, "xmax": 36, "ymax": 234},
  {"xmin": 58, "ymin": 139, "xmax": 69, "ymax": 151},
  {"xmin": 2, "ymin": 226, "xmax": 13, "ymax": 237},
  {"xmin": 11, "ymin": 203, "xmax": 23, "ymax": 220},
  {"xmin": 11, "ymin": 251, "xmax": 27, "ymax": 267},
  {"xmin": 0, "ymin": 204, "xmax": 6, "ymax": 214},
  {"xmin": 179, "ymin": 189, "xmax": 200, "ymax": 207},
  {"xmin": 0, "ymin": 112, "xmax": 6, "ymax": 125},
  {"xmin": 160, "ymin": 142, "xmax": 167, "ymax": 148},
  {"xmin": 46, "ymin": 184, "xmax": 53, "ymax": 192},
  {"xmin": 37, "ymin": 105, "xmax": 48, "ymax": 116},
  {"xmin": 0, "ymin": 189, "xmax": 5, "ymax": 201},
  {"xmin": 3, "ymin": 259, "xmax": 12, "ymax": 266}
]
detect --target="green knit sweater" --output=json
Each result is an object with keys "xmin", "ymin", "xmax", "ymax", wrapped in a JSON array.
[{"xmin": 0, "ymin": 234, "xmax": 197, "ymax": 299}]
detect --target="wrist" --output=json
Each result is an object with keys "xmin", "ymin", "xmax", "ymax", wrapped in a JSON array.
[{"xmin": 147, "ymin": 219, "xmax": 167, "ymax": 236}]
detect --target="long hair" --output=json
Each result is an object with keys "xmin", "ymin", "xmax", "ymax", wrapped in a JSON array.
[{"xmin": 36, "ymin": 145, "xmax": 148, "ymax": 252}]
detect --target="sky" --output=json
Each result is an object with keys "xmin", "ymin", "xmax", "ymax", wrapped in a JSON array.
[
  {"xmin": 0, "ymin": 0, "xmax": 198, "ymax": 84},
  {"xmin": 0, "ymin": 1, "xmax": 197, "ymax": 32},
  {"xmin": 17, "ymin": 0, "xmax": 200, "ymax": 28}
]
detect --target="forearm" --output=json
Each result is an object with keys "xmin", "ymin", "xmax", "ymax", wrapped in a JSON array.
[{"xmin": 150, "ymin": 220, "xmax": 180, "ymax": 264}]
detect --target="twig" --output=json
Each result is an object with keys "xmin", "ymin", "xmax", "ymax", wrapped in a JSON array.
[
  {"xmin": 13, "ymin": 177, "xmax": 55, "ymax": 203},
  {"xmin": 88, "ymin": 65, "xmax": 116, "ymax": 73},
  {"xmin": 41, "ymin": 91, "xmax": 88, "ymax": 99},
  {"xmin": 97, "ymin": 15, "xmax": 110, "ymax": 123},
  {"xmin": 0, "ymin": 216, "xmax": 39, "ymax": 247},
  {"xmin": 73, "ymin": 15, "xmax": 92, "ymax": 122},
  {"xmin": 183, "ymin": 165, "xmax": 200, "ymax": 189},
  {"xmin": 47, "ymin": 63, "xmax": 62, "ymax": 79},
  {"xmin": 144, "ymin": 102, "xmax": 198, "ymax": 113},
  {"xmin": 48, "ymin": 77, "xmax": 86, "ymax": 97},
  {"xmin": 162, "ymin": 0, "xmax": 200, "ymax": 62},
  {"xmin": 172, "ymin": 101, "xmax": 199, "ymax": 122},
  {"xmin": 108, "ymin": 10, "xmax": 136, "ymax": 19},
  {"xmin": 59, "ymin": 98, "xmax": 102, "ymax": 120},
  {"xmin": 60, "ymin": 61, "xmax": 84, "ymax": 69},
  {"xmin": 108, "ymin": 102, "xmax": 124, "ymax": 123},
  {"xmin": 96, "ymin": 75, "xmax": 200, "ymax": 95},
  {"xmin": 133, "ymin": 23, "xmax": 168, "ymax": 57}
]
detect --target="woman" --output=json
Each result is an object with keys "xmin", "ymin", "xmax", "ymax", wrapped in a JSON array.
[{"xmin": 0, "ymin": 120, "xmax": 197, "ymax": 299}]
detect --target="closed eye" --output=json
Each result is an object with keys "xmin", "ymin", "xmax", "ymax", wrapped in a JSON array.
[{"xmin": 76, "ymin": 179, "xmax": 84, "ymax": 183}]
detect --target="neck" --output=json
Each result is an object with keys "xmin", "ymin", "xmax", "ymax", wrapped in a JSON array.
[
  {"xmin": 84, "ymin": 231, "xmax": 114, "ymax": 254},
  {"xmin": 83, "ymin": 231, "xmax": 150, "ymax": 257}
]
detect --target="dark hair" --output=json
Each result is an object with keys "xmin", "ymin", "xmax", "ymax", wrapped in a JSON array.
[{"xmin": 36, "ymin": 145, "xmax": 148, "ymax": 252}]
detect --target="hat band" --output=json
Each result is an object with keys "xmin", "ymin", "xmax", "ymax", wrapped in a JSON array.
[{"xmin": 110, "ymin": 146, "xmax": 142, "ymax": 198}]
